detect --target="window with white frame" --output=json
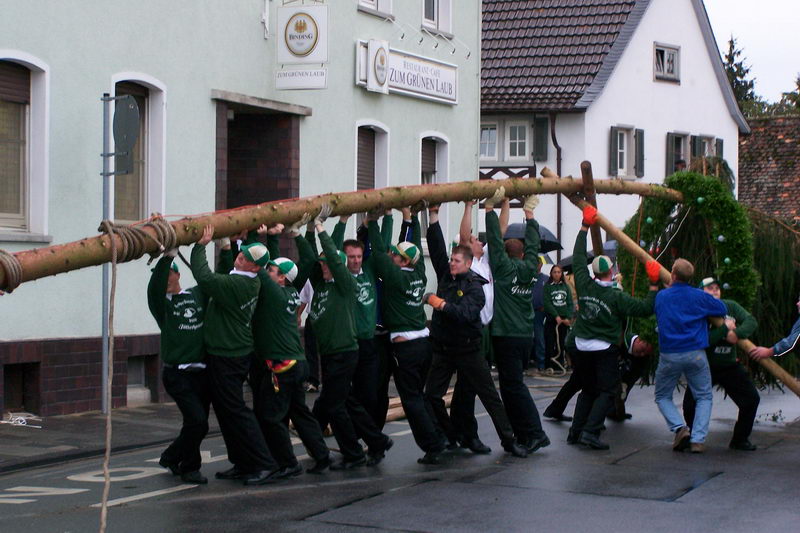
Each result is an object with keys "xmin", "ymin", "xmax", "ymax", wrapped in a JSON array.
[
  {"xmin": 506, "ymin": 122, "xmax": 528, "ymax": 160},
  {"xmin": 616, "ymin": 129, "xmax": 630, "ymax": 175},
  {"xmin": 701, "ymin": 137, "xmax": 715, "ymax": 157},
  {"xmin": 654, "ymin": 43, "xmax": 680, "ymax": 82},
  {"xmin": 422, "ymin": 0, "xmax": 452, "ymax": 34},
  {"xmin": 358, "ymin": 0, "xmax": 393, "ymax": 17},
  {"xmin": 666, "ymin": 132, "xmax": 689, "ymax": 175},
  {"xmin": 0, "ymin": 61, "xmax": 30, "ymax": 230},
  {"xmin": 479, "ymin": 124, "xmax": 497, "ymax": 160}
]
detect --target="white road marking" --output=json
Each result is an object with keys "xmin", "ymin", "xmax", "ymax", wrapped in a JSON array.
[
  {"xmin": 90, "ymin": 484, "xmax": 197, "ymax": 508},
  {"xmin": 388, "ymin": 429, "xmax": 413, "ymax": 436},
  {"xmin": 0, "ymin": 486, "xmax": 89, "ymax": 505},
  {"xmin": 147, "ymin": 451, "xmax": 228, "ymax": 465},
  {"xmin": 67, "ymin": 467, "xmax": 165, "ymax": 483}
]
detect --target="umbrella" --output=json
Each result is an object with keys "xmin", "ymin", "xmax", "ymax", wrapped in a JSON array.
[
  {"xmin": 558, "ymin": 240, "xmax": 617, "ymax": 273},
  {"xmin": 502, "ymin": 223, "xmax": 562, "ymax": 253}
]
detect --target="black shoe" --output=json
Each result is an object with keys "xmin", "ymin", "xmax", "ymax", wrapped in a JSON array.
[
  {"xmin": 524, "ymin": 435, "xmax": 551, "ymax": 454},
  {"xmin": 330, "ymin": 456, "xmax": 367, "ymax": 470},
  {"xmin": 502, "ymin": 441, "xmax": 529, "ymax": 458},
  {"xmin": 446, "ymin": 438, "xmax": 461, "ymax": 450},
  {"xmin": 180, "ymin": 470, "xmax": 208, "ymax": 484},
  {"xmin": 159, "ymin": 457, "xmax": 180, "ymax": 476},
  {"xmin": 542, "ymin": 409, "xmax": 573, "ymax": 422},
  {"xmin": 243, "ymin": 469, "xmax": 282, "ymax": 486},
  {"xmin": 417, "ymin": 451, "xmax": 443, "ymax": 465},
  {"xmin": 215, "ymin": 466, "xmax": 247, "ymax": 480},
  {"xmin": 307, "ymin": 456, "xmax": 332, "ymax": 474},
  {"xmin": 578, "ymin": 431, "xmax": 610, "ymax": 450},
  {"xmin": 276, "ymin": 463, "xmax": 304, "ymax": 479},
  {"xmin": 566, "ymin": 430, "xmax": 580, "ymax": 445},
  {"xmin": 367, "ymin": 438, "xmax": 394, "ymax": 466},
  {"xmin": 729, "ymin": 439, "xmax": 757, "ymax": 451},
  {"xmin": 463, "ymin": 438, "xmax": 492, "ymax": 455}
]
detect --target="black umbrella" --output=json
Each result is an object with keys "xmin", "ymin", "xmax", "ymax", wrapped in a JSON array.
[
  {"xmin": 558, "ymin": 240, "xmax": 617, "ymax": 273},
  {"xmin": 502, "ymin": 223, "xmax": 562, "ymax": 253}
]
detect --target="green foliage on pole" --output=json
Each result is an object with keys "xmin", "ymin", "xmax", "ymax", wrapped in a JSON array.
[{"xmin": 617, "ymin": 171, "xmax": 799, "ymax": 386}]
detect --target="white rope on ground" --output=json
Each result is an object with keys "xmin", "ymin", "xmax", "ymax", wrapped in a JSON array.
[{"xmin": 98, "ymin": 220, "xmax": 118, "ymax": 533}]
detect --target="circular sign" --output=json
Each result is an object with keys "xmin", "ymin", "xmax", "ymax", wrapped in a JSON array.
[
  {"xmin": 284, "ymin": 12, "xmax": 319, "ymax": 57},
  {"xmin": 373, "ymin": 47, "xmax": 388, "ymax": 86}
]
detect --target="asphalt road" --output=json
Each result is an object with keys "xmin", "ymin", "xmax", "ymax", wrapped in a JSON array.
[{"xmin": 1, "ymin": 386, "xmax": 799, "ymax": 533}]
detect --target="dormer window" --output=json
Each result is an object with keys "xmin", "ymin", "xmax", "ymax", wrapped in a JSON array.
[{"xmin": 654, "ymin": 43, "xmax": 680, "ymax": 82}]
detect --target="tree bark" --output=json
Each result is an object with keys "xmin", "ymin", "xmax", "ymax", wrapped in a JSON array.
[
  {"xmin": 579, "ymin": 162, "xmax": 605, "ymax": 256},
  {"xmin": 562, "ymin": 184, "xmax": 800, "ymax": 399},
  {"xmin": 0, "ymin": 173, "xmax": 683, "ymax": 291}
]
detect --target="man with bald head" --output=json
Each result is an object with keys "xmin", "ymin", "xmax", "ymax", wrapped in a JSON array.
[{"xmin": 653, "ymin": 258, "xmax": 727, "ymax": 453}]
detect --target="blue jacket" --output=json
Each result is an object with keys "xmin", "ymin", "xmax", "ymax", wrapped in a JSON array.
[
  {"xmin": 654, "ymin": 282, "xmax": 727, "ymax": 353},
  {"xmin": 773, "ymin": 317, "xmax": 800, "ymax": 357}
]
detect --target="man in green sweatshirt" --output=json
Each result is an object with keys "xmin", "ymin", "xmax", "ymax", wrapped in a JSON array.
[
  {"xmin": 190, "ymin": 225, "xmax": 280, "ymax": 486},
  {"xmin": 148, "ymin": 251, "xmax": 210, "ymax": 485},
  {"xmin": 301, "ymin": 204, "xmax": 393, "ymax": 470},
  {"xmin": 330, "ymin": 213, "xmax": 393, "ymax": 427},
  {"xmin": 485, "ymin": 187, "xmax": 550, "ymax": 454},
  {"xmin": 245, "ymin": 219, "xmax": 332, "ymax": 477},
  {"xmin": 683, "ymin": 278, "xmax": 760, "ymax": 451},
  {"xmin": 369, "ymin": 206, "xmax": 446, "ymax": 464},
  {"xmin": 568, "ymin": 206, "xmax": 659, "ymax": 450}
]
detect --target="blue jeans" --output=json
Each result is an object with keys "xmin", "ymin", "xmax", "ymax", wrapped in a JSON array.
[{"xmin": 654, "ymin": 350, "xmax": 713, "ymax": 443}]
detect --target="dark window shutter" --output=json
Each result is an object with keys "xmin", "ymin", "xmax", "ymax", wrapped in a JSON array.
[
  {"xmin": 609, "ymin": 127, "xmax": 619, "ymax": 176},
  {"xmin": 421, "ymin": 138, "xmax": 436, "ymax": 174},
  {"xmin": 665, "ymin": 133, "xmax": 676, "ymax": 176},
  {"xmin": 634, "ymin": 129, "xmax": 645, "ymax": 178},
  {"xmin": 715, "ymin": 138, "xmax": 724, "ymax": 159},
  {"xmin": 690, "ymin": 135, "xmax": 702, "ymax": 158},
  {"xmin": 0, "ymin": 61, "xmax": 31, "ymax": 104},
  {"xmin": 116, "ymin": 81, "xmax": 149, "ymax": 98},
  {"xmin": 357, "ymin": 127, "xmax": 375, "ymax": 191},
  {"xmin": 533, "ymin": 116, "xmax": 549, "ymax": 161}
]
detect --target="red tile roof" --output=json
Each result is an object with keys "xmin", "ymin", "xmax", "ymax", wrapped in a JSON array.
[
  {"xmin": 482, "ymin": 0, "xmax": 640, "ymax": 112},
  {"xmin": 738, "ymin": 116, "xmax": 800, "ymax": 225}
]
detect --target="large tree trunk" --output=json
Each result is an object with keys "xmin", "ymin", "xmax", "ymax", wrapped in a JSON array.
[
  {"xmin": 554, "ymin": 170, "xmax": 800, "ymax": 399},
  {"xmin": 0, "ymin": 174, "xmax": 682, "ymax": 291}
]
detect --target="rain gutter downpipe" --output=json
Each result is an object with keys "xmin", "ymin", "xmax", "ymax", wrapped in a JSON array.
[{"xmin": 549, "ymin": 112, "xmax": 563, "ymax": 262}]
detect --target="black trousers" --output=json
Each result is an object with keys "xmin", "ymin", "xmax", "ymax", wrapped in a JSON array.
[
  {"xmin": 354, "ymin": 338, "xmax": 382, "ymax": 427},
  {"xmin": 425, "ymin": 340, "xmax": 515, "ymax": 445},
  {"xmin": 251, "ymin": 359, "xmax": 329, "ymax": 468},
  {"xmin": 544, "ymin": 318, "xmax": 569, "ymax": 369},
  {"xmin": 206, "ymin": 353, "xmax": 277, "ymax": 473},
  {"xmin": 375, "ymin": 331, "xmax": 394, "ymax": 430},
  {"xmin": 391, "ymin": 337, "xmax": 445, "ymax": 453},
  {"xmin": 683, "ymin": 363, "xmax": 760, "ymax": 443},
  {"xmin": 449, "ymin": 375, "xmax": 479, "ymax": 443},
  {"xmin": 161, "ymin": 366, "xmax": 211, "ymax": 474},
  {"xmin": 492, "ymin": 336, "xmax": 547, "ymax": 441},
  {"xmin": 569, "ymin": 346, "xmax": 620, "ymax": 436},
  {"xmin": 318, "ymin": 350, "xmax": 389, "ymax": 461},
  {"xmin": 544, "ymin": 368, "xmax": 581, "ymax": 417},
  {"xmin": 304, "ymin": 323, "xmax": 320, "ymax": 387}
]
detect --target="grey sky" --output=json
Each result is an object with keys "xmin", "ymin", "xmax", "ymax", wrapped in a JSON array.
[{"xmin": 704, "ymin": 0, "xmax": 800, "ymax": 102}]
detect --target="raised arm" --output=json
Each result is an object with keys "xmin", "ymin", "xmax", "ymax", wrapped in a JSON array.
[
  {"xmin": 331, "ymin": 216, "xmax": 349, "ymax": 250},
  {"xmin": 319, "ymin": 229, "xmax": 355, "ymax": 293},
  {"xmin": 459, "ymin": 201, "xmax": 474, "ymax": 246},
  {"xmin": 368, "ymin": 218, "xmax": 401, "ymax": 285},
  {"xmin": 425, "ymin": 205, "xmax": 449, "ymax": 281},
  {"xmin": 147, "ymin": 255, "xmax": 173, "ymax": 327},
  {"xmin": 380, "ymin": 211, "xmax": 394, "ymax": 249}
]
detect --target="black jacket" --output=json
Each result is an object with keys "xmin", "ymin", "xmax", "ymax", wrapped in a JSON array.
[{"xmin": 426, "ymin": 221, "xmax": 486, "ymax": 344}]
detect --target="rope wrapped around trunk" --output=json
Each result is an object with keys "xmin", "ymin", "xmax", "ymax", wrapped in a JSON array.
[
  {"xmin": 0, "ymin": 249, "xmax": 22, "ymax": 292},
  {"xmin": 97, "ymin": 216, "xmax": 177, "ymax": 264}
]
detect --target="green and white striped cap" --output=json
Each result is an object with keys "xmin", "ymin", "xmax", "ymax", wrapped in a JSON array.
[
  {"xmin": 240, "ymin": 243, "xmax": 270, "ymax": 267},
  {"xmin": 591, "ymin": 255, "xmax": 613, "ymax": 275},
  {"xmin": 269, "ymin": 257, "xmax": 298, "ymax": 282},
  {"xmin": 391, "ymin": 241, "xmax": 421, "ymax": 265}
]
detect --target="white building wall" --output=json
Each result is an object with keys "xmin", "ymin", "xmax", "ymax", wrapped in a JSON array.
[
  {"xmin": 0, "ymin": 0, "xmax": 480, "ymax": 341},
  {"xmin": 582, "ymin": 0, "xmax": 740, "ymax": 238}
]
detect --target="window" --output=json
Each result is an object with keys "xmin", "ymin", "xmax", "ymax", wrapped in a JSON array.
[
  {"xmin": 609, "ymin": 127, "xmax": 645, "ymax": 178},
  {"xmin": 654, "ymin": 43, "xmax": 680, "ymax": 82},
  {"xmin": 666, "ymin": 132, "xmax": 689, "ymax": 175},
  {"xmin": 358, "ymin": 0, "xmax": 393, "ymax": 17},
  {"xmin": 422, "ymin": 0, "xmax": 452, "ymax": 34},
  {"xmin": 479, "ymin": 124, "xmax": 497, "ymax": 160},
  {"xmin": 114, "ymin": 82, "xmax": 148, "ymax": 224},
  {"xmin": 506, "ymin": 122, "xmax": 528, "ymax": 160},
  {"xmin": 0, "ymin": 61, "xmax": 30, "ymax": 229},
  {"xmin": 420, "ymin": 138, "xmax": 437, "ymax": 232}
]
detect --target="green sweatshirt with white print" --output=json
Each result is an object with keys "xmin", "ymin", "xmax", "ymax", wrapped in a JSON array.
[{"xmin": 190, "ymin": 243, "xmax": 260, "ymax": 357}]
